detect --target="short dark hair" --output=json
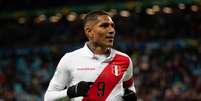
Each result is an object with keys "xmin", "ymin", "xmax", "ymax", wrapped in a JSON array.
[{"xmin": 84, "ymin": 10, "xmax": 110, "ymax": 27}]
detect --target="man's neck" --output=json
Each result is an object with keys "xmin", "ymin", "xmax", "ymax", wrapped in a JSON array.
[{"xmin": 87, "ymin": 42, "xmax": 110, "ymax": 55}]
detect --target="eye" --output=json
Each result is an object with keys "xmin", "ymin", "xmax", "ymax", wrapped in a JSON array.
[
  {"xmin": 111, "ymin": 23, "xmax": 115, "ymax": 28},
  {"xmin": 100, "ymin": 23, "xmax": 109, "ymax": 28}
]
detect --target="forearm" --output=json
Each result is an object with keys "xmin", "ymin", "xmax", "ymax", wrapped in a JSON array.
[
  {"xmin": 123, "ymin": 88, "xmax": 137, "ymax": 101},
  {"xmin": 44, "ymin": 89, "xmax": 68, "ymax": 101},
  {"xmin": 123, "ymin": 78, "xmax": 137, "ymax": 101},
  {"xmin": 127, "ymin": 83, "xmax": 136, "ymax": 93}
]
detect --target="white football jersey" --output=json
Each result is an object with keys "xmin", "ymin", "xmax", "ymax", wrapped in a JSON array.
[{"xmin": 44, "ymin": 43, "xmax": 135, "ymax": 101}]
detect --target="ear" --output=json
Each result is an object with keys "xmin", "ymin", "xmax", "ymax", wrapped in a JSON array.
[{"xmin": 84, "ymin": 25, "xmax": 93, "ymax": 39}]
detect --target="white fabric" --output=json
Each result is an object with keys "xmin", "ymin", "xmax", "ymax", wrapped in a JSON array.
[{"xmin": 44, "ymin": 43, "xmax": 135, "ymax": 101}]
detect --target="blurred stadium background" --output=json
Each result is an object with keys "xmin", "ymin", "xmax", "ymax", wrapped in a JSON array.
[{"xmin": 0, "ymin": 0, "xmax": 201, "ymax": 101}]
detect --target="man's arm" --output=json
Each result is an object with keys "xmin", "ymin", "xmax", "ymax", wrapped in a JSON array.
[
  {"xmin": 44, "ymin": 86, "xmax": 68, "ymax": 101},
  {"xmin": 44, "ymin": 54, "xmax": 71, "ymax": 101},
  {"xmin": 122, "ymin": 58, "xmax": 137, "ymax": 101},
  {"xmin": 122, "ymin": 88, "xmax": 137, "ymax": 101},
  {"xmin": 44, "ymin": 54, "xmax": 93, "ymax": 101}
]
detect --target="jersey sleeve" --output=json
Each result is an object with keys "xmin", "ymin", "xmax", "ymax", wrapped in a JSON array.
[
  {"xmin": 44, "ymin": 54, "xmax": 72, "ymax": 101},
  {"xmin": 123, "ymin": 57, "xmax": 136, "ymax": 93}
]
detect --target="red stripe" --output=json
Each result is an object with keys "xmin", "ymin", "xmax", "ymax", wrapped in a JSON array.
[
  {"xmin": 123, "ymin": 78, "xmax": 134, "ymax": 88},
  {"xmin": 82, "ymin": 54, "xmax": 130, "ymax": 101}
]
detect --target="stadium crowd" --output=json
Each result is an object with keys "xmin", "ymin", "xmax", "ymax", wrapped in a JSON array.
[{"xmin": 0, "ymin": 6, "xmax": 201, "ymax": 101}]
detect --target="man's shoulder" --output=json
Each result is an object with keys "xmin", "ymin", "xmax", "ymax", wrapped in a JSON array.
[
  {"xmin": 63, "ymin": 47, "xmax": 83, "ymax": 58},
  {"xmin": 62, "ymin": 48, "xmax": 82, "ymax": 61},
  {"xmin": 112, "ymin": 49, "xmax": 131, "ymax": 59}
]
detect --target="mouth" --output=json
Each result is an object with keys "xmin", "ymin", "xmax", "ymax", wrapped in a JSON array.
[
  {"xmin": 105, "ymin": 36, "xmax": 114, "ymax": 39},
  {"xmin": 105, "ymin": 36, "xmax": 114, "ymax": 43}
]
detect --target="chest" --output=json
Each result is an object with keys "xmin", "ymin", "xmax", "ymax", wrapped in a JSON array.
[{"xmin": 69, "ymin": 57, "xmax": 128, "ymax": 83}]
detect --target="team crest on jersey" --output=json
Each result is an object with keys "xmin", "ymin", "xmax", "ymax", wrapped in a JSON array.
[{"xmin": 112, "ymin": 65, "xmax": 121, "ymax": 76}]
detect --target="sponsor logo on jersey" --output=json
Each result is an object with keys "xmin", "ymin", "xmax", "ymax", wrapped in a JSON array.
[{"xmin": 77, "ymin": 67, "xmax": 96, "ymax": 71}]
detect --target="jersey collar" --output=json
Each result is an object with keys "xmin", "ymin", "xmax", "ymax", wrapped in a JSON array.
[{"xmin": 82, "ymin": 43, "xmax": 116, "ymax": 62}]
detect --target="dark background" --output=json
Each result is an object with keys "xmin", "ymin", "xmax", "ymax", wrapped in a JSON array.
[{"xmin": 0, "ymin": 0, "xmax": 201, "ymax": 101}]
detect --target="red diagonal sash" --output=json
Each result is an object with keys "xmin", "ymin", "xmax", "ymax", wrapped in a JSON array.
[{"xmin": 82, "ymin": 54, "xmax": 130, "ymax": 101}]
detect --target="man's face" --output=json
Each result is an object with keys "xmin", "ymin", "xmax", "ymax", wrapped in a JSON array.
[{"xmin": 86, "ymin": 15, "xmax": 116, "ymax": 48}]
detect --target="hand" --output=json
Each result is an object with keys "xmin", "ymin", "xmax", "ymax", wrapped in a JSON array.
[
  {"xmin": 67, "ymin": 81, "xmax": 93, "ymax": 98},
  {"xmin": 122, "ymin": 88, "xmax": 137, "ymax": 101}
]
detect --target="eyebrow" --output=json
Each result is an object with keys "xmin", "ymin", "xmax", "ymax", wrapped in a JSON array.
[{"xmin": 99, "ymin": 22, "xmax": 114, "ymax": 27}]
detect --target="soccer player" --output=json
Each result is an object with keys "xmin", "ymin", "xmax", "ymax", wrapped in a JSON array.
[{"xmin": 44, "ymin": 10, "xmax": 137, "ymax": 101}]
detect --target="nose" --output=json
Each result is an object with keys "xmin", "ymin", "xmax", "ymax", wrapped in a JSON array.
[
  {"xmin": 109, "ymin": 26, "xmax": 115, "ymax": 35},
  {"xmin": 109, "ymin": 31, "xmax": 115, "ymax": 35}
]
